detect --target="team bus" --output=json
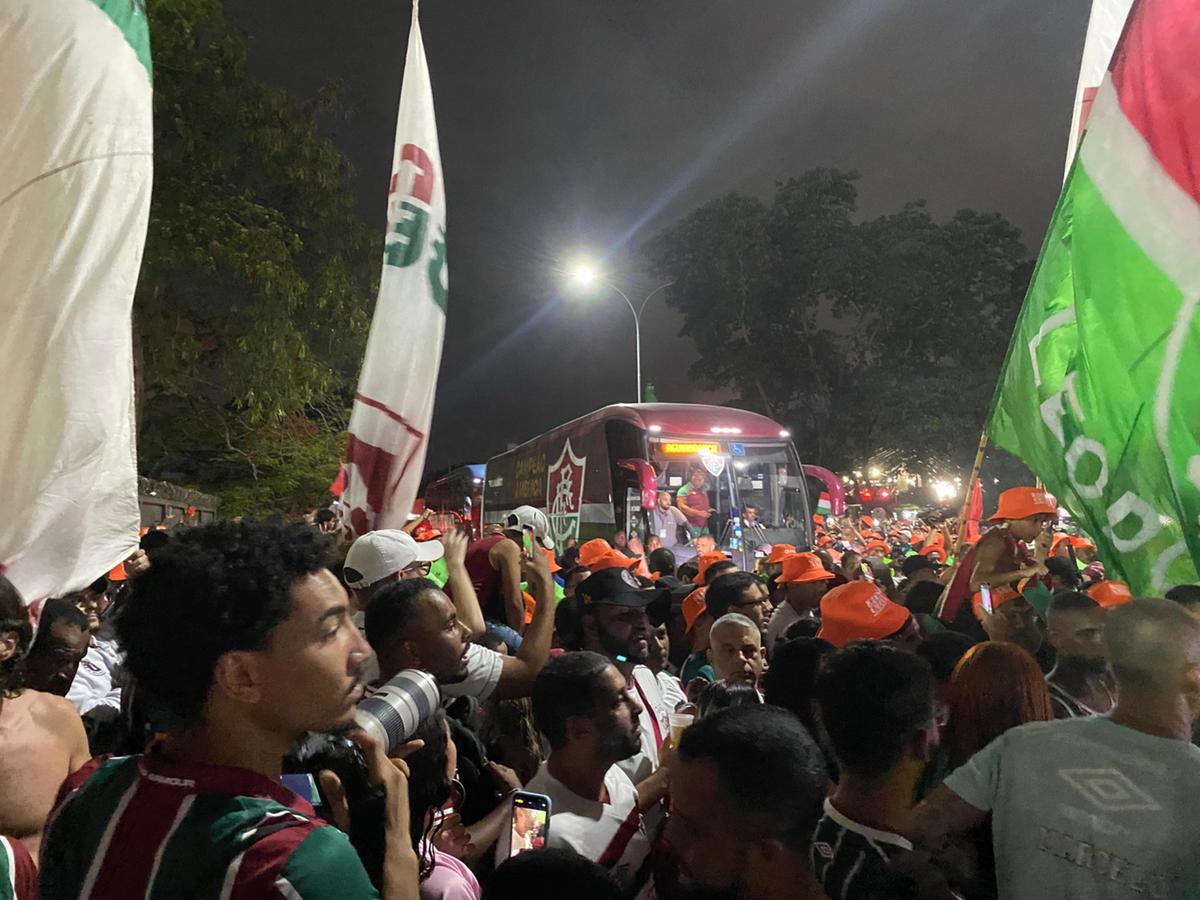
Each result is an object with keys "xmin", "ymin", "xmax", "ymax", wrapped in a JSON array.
[{"xmin": 481, "ymin": 403, "xmax": 813, "ymax": 566}]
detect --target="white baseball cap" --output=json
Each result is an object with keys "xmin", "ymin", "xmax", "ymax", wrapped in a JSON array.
[
  {"xmin": 504, "ymin": 505, "xmax": 556, "ymax": 550},
  {"xmin": 343, "ymin": 530, "xmax": 444, "ymax": 589}
]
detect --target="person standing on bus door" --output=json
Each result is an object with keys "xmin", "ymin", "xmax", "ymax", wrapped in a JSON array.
[
  {"xmin": 460, "ymin": 506, "xmax": 555, "ymax": 649},
  {"xmin": 652, "ymin": 491, "xmax": 689, "ymax": 550},
  {"xmin": 676, "ymin": 466, "xmax": 713, "ymax": 537}
]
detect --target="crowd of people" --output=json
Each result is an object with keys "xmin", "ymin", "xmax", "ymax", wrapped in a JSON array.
[{"xmin": 2, "ymin": 484, "xmax": 1200, "ymax": 899}]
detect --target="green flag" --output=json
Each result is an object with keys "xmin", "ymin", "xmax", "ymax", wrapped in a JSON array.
[{"xmin": 987, "ymin": 0, "xmax": 1200, "ymax": 595}]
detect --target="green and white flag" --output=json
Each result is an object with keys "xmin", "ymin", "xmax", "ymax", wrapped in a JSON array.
[
  {"xmin": 988, "ymin": 0, "xmax": 1200, "ymax": 594},
  {"xmin": 0, "ymin": 0, "xmax": 152, "ymax": 602},
  {"xmin": 342, "ymin": 1, "xmax": 448, "ymax": 538}
]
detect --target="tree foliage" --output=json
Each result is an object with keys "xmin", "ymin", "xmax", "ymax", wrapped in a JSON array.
[
  {"xmin": 644, "ymin": 169, "xmax": 1031, "ymax": 474},
  {"xmin": 136, "ymin": 0, "xmax": 379, "ymax": 515}
]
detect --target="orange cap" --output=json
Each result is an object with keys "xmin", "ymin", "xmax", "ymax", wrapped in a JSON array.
[
  {"xmin": 694, "ymin": 551, "xmax": 732, "ymax": 585},
  {"xmin": 542, "ymin": 547, "xmax": 562, "ymax": 574},
  {"xmin": 1088, "ymin": 580, "xmax": 1133, "ymax": 608},
  {"xmin": 816, "ymin": 582, "xmax": 910, "ymax": 648},
  {"xmin": 971, "ymin": 586, "xmax": 1021, "ymax": 621},
  {"xmin": 990, "ymin": 486, "xmax": 1057, "ymax": 522},
  {"xmin": 861, "ymin": 516, "xmax": 875, "ymax": 529},
  {"xmin": 865, "ymin": 540, "xmax": 890, "ymax": 556},
  {"xmin": 778, "ymin": 552, "xmax": 836, "ymax": 585},
  {"xmin": 766, "ymin": 544, "xmax": 796, "ymax": 564},
  {"xmin": 682, "ymin": 588, "xmax": 709, "ymax": 633},
  {"xmin": 918, "ymin": 544, "xmax": 946, "ymax": 559},
  {"xmin": 107, "ymin": 562, "xmax": 128, "ymax": 582},
  {"xmin": 578, "ymin": 538, "xmax": 614, "ymax": 568},
  {"xmin": 412, "ymin": 520, "xmax": 443, "ymax": 542},
  {"xmin": 1053, "ymin": 534, "xmax": 1096, "ymax": 555},
  {"xmin": 812, "ymin": 514, "xmax": 826, "ymax": 526},
  {"xmin": 589, "ymin": 550, "xmax": 638, "ymax": 572}
]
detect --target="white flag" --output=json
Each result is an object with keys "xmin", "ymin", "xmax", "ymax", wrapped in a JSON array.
[
  {"xmin": 0, "ymin": 0, "xmax": 152, "ymax": 602},
  {"xmin": 1062, "ymin": 0, "xmax": 1135, "ymax": 179},
  {"xmin": 343, "ymin": 1, "xmax": 448, "ymax": 538}
]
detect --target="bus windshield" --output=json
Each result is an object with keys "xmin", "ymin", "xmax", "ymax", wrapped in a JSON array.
[{"xmin": 648, "ymin": 439, "xmax": 810, "ymax": 554}]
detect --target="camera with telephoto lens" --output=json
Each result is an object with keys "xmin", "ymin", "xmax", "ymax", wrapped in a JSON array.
[{"xmin": 283, "ymin": 669, "xmax": 441, "ymax": 888}]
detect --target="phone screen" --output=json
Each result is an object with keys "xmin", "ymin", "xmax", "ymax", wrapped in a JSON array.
[
  {"xmin": 522, "ymin": 528, "xmax": 535, "ymax": 558},
  {"xmin": 506, "ymin": 791, "xmax": 551, "ymax": 859},
  {"xmin": 979, "ymin": 584, "xmax": 993, "ymax": 614}
]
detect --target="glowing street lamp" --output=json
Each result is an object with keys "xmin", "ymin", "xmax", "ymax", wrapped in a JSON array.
[{"xmin": 566, "ymin": 259, "xmax": 673, "ymax": 403}]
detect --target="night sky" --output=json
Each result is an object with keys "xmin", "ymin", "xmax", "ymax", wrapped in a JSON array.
[{"xmin": 230, "ymin": 0, "xmax": 1092, "ymax": 472}]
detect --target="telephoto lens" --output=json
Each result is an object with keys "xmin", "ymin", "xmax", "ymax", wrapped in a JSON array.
[{"xmin": 354, "ymin": 668, "xmax": 440, "ymax": 754}]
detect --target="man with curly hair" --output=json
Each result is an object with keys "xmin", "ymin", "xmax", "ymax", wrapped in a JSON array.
[{"xmin": 38, "ymin": 522, "xmax": 420, "ymax": 900}]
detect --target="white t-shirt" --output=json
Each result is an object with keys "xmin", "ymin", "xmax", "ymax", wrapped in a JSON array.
[
  {"xmin": 526, "ymin": 762, "xmax": 655, "ymax": 899},
  {"xmin": 656, "ymin": 671, "xmax": 686, "ymax": 713},
  {"xmin": 66, "ymin": 635, "xmax": 121, "ymax": 715},
  {"xmin": 765, "ymin": 601, "xmax": 801, "ymax": 653},
  {"xmin": 621, "ymin": 666, "xmax": 669, "ymax": 785},
  {"xmin": 439, "ymin": 643, "xmax": 503, "ymax": 703},
  {"xmin": 944, "ymin": 716, "xmax": 1200, "ymax": 899}
]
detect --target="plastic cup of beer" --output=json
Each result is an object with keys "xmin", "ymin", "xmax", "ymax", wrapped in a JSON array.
[{"xmin": 669, "ymin": 712, "xmax": 694, "ymax": 746}]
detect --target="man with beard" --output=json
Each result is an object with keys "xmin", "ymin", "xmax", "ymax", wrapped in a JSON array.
[
  {"xmin": 528, "ymin": 652, "xmax": 656, "ymax": 898},
  {"xmin": 576, "ymin": 568, "xmax": 674, "ymax": 809},
  {"xmin": 1045, "ymin": 591, "xmax": 1115, "ymax": 717},
  {"xmin": 667, "ymin": 705, "xmax": 828, "ymax": 899},
  {"xmin": 365, "ymin": 546, "xmax": 554, "ymax": 702}
]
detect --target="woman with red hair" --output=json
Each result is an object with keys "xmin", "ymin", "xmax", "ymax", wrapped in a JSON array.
[
  {"xmin": 944, "ymin": 641, "xmax": 1054, "ymax": 768},
  {"xmin": 919, "ymin": 641, "xmax": 1053, "ymax": 899}
]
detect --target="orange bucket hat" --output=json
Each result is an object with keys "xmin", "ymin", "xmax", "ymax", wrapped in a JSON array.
[
  {"xmin": 578, "ymin": 538, "xmax": 614, "ymax": 568},
  {"xmin": 589, "ymin": 550, "xmax": 638, "ymax": 572},
  {"xmin": 990, "ymin": 487, "xmax": 1057, "ymax": 522},
  {"xmin": 865, "ymin": 540, "xmax": 891, "ymax": 556},
  {"xmin": 682, "ymin": 588, "xmax": 709, "ymax": 633},
  {"xmin": 694, "ymin": 552, "xmax": 733, "ymax": 585},
  {"xmin": 816, "ymin": 582, "xmax": 911, "ymax": 648},
  {"xmin": 1088, "ymin": 580, "xmax": 1133, "ymax": 608},
  {"xmin": 777, "ymin": 552, "xmax": 836, "ymax": 585},
  {"xmin": 765, "ymin": 544, "xmax": 796, "ymax": 565}
]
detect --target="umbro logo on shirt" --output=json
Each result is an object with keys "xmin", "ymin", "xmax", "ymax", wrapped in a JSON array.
[{"xmin": 813, "ymin": 841, "xmax": 834, "ymax": 859}]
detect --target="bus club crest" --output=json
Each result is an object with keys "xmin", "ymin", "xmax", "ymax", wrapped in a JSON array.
[{"xmin": 547, "ymin": 438, "xmax": 586, "ymax": 549}]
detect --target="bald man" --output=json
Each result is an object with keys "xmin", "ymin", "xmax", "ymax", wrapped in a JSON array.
[{"xmin": 910, "ymin": 598, "xmax": 1200, "ymax": 899}]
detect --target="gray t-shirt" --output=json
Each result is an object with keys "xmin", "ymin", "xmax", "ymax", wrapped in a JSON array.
[{"xmin": 943, "ymin": 716, "xmax": 1200, "ymax": 899}]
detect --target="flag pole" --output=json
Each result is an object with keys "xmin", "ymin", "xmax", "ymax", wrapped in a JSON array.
[
  {"xmin": 934, "ymin": 428, "xmax": 989, "ymax": 619},
  {"xmin": 954, "ymin": 429, "xmax": 989, "ymax": 557}
]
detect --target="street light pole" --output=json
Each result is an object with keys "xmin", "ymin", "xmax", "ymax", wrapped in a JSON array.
[{"xmin": 602, "ymin": 280, "xmax": 674, "ymax": 402}]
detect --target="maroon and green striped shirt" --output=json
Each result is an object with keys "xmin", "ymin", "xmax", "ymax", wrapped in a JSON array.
[
  {"xmin": 1, "ymin": 836, "xmax": 37, "ymax": 900},
  {"xmin": 39, "ymin": 755, "xmax": 381, "ymax": 899}
]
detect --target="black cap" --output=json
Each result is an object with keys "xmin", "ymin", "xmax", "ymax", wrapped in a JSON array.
[
  {"xmin": 901, "ymin": 555, "xmax": 941, "ymax": 577},
  {"xmin": 577, "ymin": 567, "xmax": 670, "ymax": 625}
]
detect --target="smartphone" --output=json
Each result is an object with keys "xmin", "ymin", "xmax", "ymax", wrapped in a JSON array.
[
  {"xmin": 860, "ymin": 562, "xmax": 874, "ymax": 582},
  {"xmin": 979, "ymin": 584, "xmax": 993, "ymax": 614},
  {"xmin": 496, "ymin": 791, "xmax": 551, "ymax": 864},
  {"xmin": 280, "ymin": 773, "xmax": 323, "ymax": 806},
  {"xmin": 522, "ymin": 528, "xmax": 535, "ymax": 559}
]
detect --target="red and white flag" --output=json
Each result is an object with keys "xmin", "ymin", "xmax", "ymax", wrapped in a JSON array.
[
  {"xmin": 342, "ymin": 1, "xmax": 448, "ymax": 538},
  {"xmin": 1063, "ymin": 0, "xmax": 1136, "ymax": 177}
]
